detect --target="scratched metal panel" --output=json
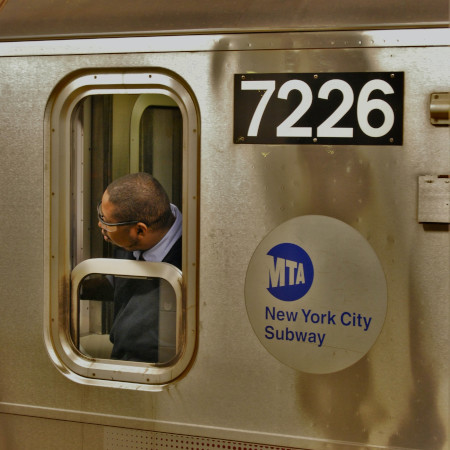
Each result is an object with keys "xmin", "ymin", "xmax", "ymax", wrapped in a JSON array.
[
  {"xmin": 0, "ymin": 33, "xmax": 448, "ymax": 450},
  {"xmin": 0, "ymin": 0, "xmax": 448, "ymax": 39}
]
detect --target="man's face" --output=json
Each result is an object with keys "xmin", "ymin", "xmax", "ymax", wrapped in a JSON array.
[{"xmin": 98, "ymin": 191, "xmax": 140, "ymax": 251}]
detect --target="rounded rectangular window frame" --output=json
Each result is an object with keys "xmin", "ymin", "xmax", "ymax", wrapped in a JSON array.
[{"xmin": 44, "ymin": 70, "xmax": 199, "ymax": 389}]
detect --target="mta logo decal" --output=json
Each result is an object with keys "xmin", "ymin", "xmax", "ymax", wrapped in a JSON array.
[{"xmin": 267, "ymin": 243, "xmax": 314, "ymax": 301}]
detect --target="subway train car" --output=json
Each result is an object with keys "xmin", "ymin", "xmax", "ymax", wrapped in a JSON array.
[{"xmin": 0, "ymin": 1, "xmax": 448, "ymax": 449}]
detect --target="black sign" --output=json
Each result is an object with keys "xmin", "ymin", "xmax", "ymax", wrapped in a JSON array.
[{"xmin": 234, "ymin": 72, "xmax": 403, "ymax": 145}]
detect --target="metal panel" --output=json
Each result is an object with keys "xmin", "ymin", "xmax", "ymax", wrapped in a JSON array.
[
  {"xmin": 0, "ymin": 31, "xmax": 448, "ymax": 450},
  {"xmin": 104, "ymin": 428, "xmax": 303, "ymax": 450},
  {"xmin": 418, "ymin": 175, "xmax": 450, "ymax": 223},
  {"xmin": 0, "ymin": 29, "xmax": 449, "ymax": 58},
  {"xmin": 0, "ymin": 0, "xmax": 448, "ymax": 39}
]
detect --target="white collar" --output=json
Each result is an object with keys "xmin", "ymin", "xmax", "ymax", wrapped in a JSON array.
[{"xmin": 133, "ymin": 204, "xmax": 182, "ymax": 262}]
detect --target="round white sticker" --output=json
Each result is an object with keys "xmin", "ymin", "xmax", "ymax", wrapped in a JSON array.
[{"xmin": 245, "ymin": 215, "xmax": 387, "ymax": 374}]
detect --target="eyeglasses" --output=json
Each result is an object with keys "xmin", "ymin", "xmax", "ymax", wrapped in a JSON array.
[{"xmin": 97, "ymin": 201, "xmax": 139, "ymax": 232}]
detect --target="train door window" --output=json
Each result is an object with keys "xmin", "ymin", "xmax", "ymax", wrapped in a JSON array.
[{"xmin": 46, "ymin": 71, "xmax": 198, "ymax": 388}]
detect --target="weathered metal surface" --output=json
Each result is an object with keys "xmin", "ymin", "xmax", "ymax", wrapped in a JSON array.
[{"xmin": 0, "ymin": 28, "xmax": 448, "ymax": 450}]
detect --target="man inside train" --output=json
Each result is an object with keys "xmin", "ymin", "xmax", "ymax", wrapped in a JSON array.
[{"xmin": 97, "ymin": 172, "xmax": 182, "ymax": 362}]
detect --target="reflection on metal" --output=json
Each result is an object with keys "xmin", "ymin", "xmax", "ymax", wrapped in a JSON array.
[
  {"xmin": 0, "ymin": 0, "xmax": 7, "ymax": 13},
  {"xmin": 430, "ymin": 92, "xmax": 450, "ymax": 125},
  {"xmin": 418, "ymin": 175, "xmax": 450, "ymax": 223}
]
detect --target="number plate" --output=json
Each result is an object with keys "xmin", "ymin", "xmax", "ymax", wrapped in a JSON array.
[{"xmin": 234, "ymin": 72, "xmax": 404, "ymax": 145}]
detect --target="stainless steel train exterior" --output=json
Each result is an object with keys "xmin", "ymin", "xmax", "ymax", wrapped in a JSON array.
[{"xmin": 0, "ymin": 1, "xmax": 448, "ymax": 449}]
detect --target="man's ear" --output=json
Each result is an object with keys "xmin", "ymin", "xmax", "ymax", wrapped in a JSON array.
[{"xmin": 135, "ymin": 222, "xmax": 148, "ymax": 236}]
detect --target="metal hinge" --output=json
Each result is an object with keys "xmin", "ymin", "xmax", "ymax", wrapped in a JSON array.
[{"xmin": 430, "ymin": 92, "xmax": 449, "ymax": 126}]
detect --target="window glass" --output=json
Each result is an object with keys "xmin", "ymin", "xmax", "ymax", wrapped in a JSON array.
[
  {"xmin": 78, "ymin": 273, "xmax": 177, "ymax": 363},
  {"xmin": 71, "ymin": 93, "xmax": 183, "ymax": 364}
]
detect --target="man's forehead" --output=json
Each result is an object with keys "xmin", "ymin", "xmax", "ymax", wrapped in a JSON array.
[{"xmin": 101, "ymin": 191, "xmax": 116, "ymax": 219}]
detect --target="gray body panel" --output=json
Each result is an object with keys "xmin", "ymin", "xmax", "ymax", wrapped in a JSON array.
[
  {"xmin": 0, "ymin": 0, "xmax": 448, "ymax": 39},
  {"xmin": 0, "ymin": 27, "xmax": 448, "ymax": 450}
]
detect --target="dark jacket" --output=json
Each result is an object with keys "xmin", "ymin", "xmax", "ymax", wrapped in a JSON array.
[{"xmin": 109, "ymin": 237, "xmax": 182, "ymax": 362}]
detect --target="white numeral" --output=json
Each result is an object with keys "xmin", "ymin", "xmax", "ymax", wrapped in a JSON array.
[
  {"xmin": 357, "ymin": 79, "xmax": 395, "ymax": 137},
  {"xmin": 317, "ymin": 79, "xmax": 354, "ymax": 137},
  {"xmin": 276, "ymin": 80, "xmax": 313, "ymax": 137},
  {"xmin": 241, "ymin": 80, "xmax": 276, "ymax": 136}
]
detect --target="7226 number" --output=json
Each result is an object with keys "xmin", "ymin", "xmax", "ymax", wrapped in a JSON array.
[{"xmin": 234, "ymin": 73, "xmax": 404, "ymax": 145}]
